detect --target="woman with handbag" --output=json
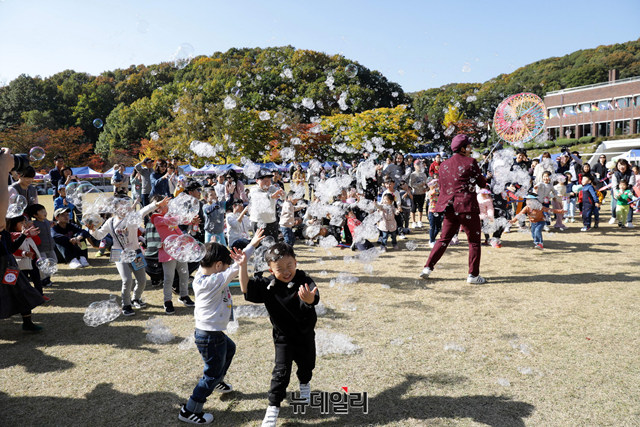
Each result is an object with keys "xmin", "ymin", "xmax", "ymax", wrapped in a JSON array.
[{"xmin": 88, "ymin": 196, "xmax": 169, "ymax": 316}]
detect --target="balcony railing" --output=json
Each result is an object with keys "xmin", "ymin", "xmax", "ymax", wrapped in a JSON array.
[{"xmin": 546, "ymin": 76, "xmax": 640, "ymax": 96}]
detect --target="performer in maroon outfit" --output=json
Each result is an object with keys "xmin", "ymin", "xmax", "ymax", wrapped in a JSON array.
[{"xmin": 421, "ymin": 134, "xmax": 488, "ymax": 284}]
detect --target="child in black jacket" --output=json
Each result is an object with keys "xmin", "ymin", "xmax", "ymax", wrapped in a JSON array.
[{"xmin": 238, "ymin": 242, "xmax": 319, "ymax": 427}]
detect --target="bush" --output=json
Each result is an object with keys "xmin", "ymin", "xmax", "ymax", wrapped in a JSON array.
[
  {"xmin": 554, "ymin": 138, "xmax": 577, "ymax": 147},
  {"xmin": 578, "ymin": 135, "xmax": 595, "ymax": 144}
]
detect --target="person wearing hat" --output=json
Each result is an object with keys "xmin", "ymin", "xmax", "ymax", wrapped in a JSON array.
[
  {"xmin": 134, "ymin": 157, "xmax": 155, "ymax": 206},
  {"xmin": 51, "ymin": 207, "xmax": 95, "ymax": 268},
  {"xmin": 510, "ymin": 194, "xmax": 564, "ymax": 249},
  {"xmin": 420, "ymin": 134, "xmax": 488, "ymax": 284},
  {"xmin": 249, "ymin": 169, "xmax": 285, "ymax": 241},
  {"xmin": 53, "ymin": 184, "xmax": 78, "ymax": 224}
]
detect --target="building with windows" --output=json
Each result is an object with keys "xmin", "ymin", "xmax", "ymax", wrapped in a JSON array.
[{"xmin": 543, "ymin": 70, "xmax": 640, "ymax": 140}]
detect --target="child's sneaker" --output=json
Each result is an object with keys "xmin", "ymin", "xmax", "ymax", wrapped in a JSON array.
[
  {"xmin": 122, "ymin": 305, "xmax": 135, "ymax": 316},
  {"xmin": 378, "ymin": 246, "xmax": 386, "ymax": 252},
  {"xmin": 580, "ymin": 227, "xmax": 590, "ymax": 232},
  {"xmin": 490, "ymin": 238, "xmax": 501, "ymax": 248},
  {"xmin": 467, "ymin": 275, "xmax": 487, "ymax": 285},
  {"xmin": 42, "ymin": 295, "xmax": 52, "ymax": 302},
  {"xmin": 132, "ymin": 299, "xmax": 146, "ymax": 309},
  {"xmin": 179, "ymin": 296, "xmax": 195, "ymax": 307},
  {"xmin": 429, "ymin": 242, "xmax": 435, "ymax": 248},
  {"xmin": 593, "ymin": 222, "xmax": 599, "ymax": 229},
  {"xmin": 79, "ymin": 256, "xmax": 90, "ymax": 267},
  {"xmin": 419, "ymin": 267, "xmax": 432, "ymax": 279},
  {"xmin": 608, "ymin": 217, "xmax": 616, "ymax": 224},
  {"xmin": 626, "ymin": 222, "xmax": 634, "ymax": 228},
  {"xmin": 213, "ymin": 381, "xmax": 233, "ymax": 393},
  {"xmin": 417, "ymin": 221, "xmax": 423, "ymax": 228},
  {"xmin": 261, "ymin": 406, "xmax": 279, "ymax": 427},
  {"xmin": 535, "ymin": 243, "xmax": 544, "ymax": 250},
  {"xmin": 543, "ymin": 225, "xmax": 550, "ymax": 232},
  {"xmin": 164, "ymin": 301, "xmax": 175, "ymax": 314},
  {"xmin": 392, "ymin": 244, "xmax": 399, "ymax": 250},
  {"xmin": 299, "ymin": 383, "xmax": 311, "ymax": 403},
  {"xmin": 178, "ymin": 404, "xmax": 213, "ymax": 424},
  {"xmin": 410, "ymin": 222, "xmax": 416, "ymax": 229},
  {"xmin": 69, "ymin": 258, "xmax": 82, "ymax": 269},
  {"xmin": 22, "ymin": 322, "xmax": 43, "ymax": 332}
]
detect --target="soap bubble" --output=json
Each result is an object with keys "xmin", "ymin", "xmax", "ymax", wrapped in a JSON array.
[
  {"xmin": 164, "ymin": 234, "xmax": 205, "ymax": 262},
  {"xmin": 231, "ymin": 87, "xmax": 243, "ymax": 97},
  {"xmin": 66, "ymin": 181, "xmax": 102, "ymax": 211},
  {"xmin": 82, "ymin": 213, "xmax": 104, "ymax": 229},
  {"xmin": 223, "ymin": 96, "xmax": 236, "ymax": 109},
  {"xmin": 461, "ymin": 63, "xmax": 471, "ymax": 73},
  {"xmin": 83, "ymin": 295, "xmax": 120, "ymax": 327},
  {"xmin": 7, "ymin": 194, "xmax": 27, "ymax": 218},
  {"xmin": 150, "ymin": 131, "xmax": 160, "ymax": 141},
  {"xmin": 36, "ymin": 258, "xmax": 58, "ymax": 276},
  {"xmin": 259, "ymin": 111, "xmax": 271, "ymax": 121},
  {"xmin": 274, "ymin": 112, "xmax": 286, "ymax": 124},
  {"xmin": 172, "ymin": 43, "xmax": 194, "ymax": 68},
  {"xmin": 29, "ymin": 146, "xmax": 45, "ymax": 161},
  {"xmin": 146, "ymin": 317, "xmax": 174, "ymax": 344},
  {"xmin": 301, "ymin": 97, "xmax": 315, "ymax": 109},
  {"xmin": 280, "ymin": 147, "xmax": 295, "ymax": 162},
  {"xmin": 93, "ymin": 118, "xmax": 103, "ymax": 128},
  {"xmin": 344, "ymin": 64, "xmax": 358, "ymax": 78}
]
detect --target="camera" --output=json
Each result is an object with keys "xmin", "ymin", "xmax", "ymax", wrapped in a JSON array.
[{"xmin": 12, "ymin": 153, "xmax": 31, "ymax": 174}]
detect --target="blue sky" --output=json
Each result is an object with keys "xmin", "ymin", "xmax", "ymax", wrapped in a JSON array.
[{"xmin": 0, "ymin": 0, "xmax": 638, "ymax": 92}]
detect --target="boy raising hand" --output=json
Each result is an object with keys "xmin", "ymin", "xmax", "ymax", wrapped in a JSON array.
[{"xmin": 238, "ymin": 242, "xmax": 319, "ymax": 427}]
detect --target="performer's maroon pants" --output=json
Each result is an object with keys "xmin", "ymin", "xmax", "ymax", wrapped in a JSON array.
[{"xmin": 425, "ymin": 205, "xmax": 482, "ymax": 276}]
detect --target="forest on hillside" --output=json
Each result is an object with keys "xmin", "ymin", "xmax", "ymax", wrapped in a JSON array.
[{"xmin": 1, "ymin": 39, "xmax": 638, "ymax": 170}]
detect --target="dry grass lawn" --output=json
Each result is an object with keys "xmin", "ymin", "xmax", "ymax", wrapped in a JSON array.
[{"xmin": 1, "ymin": 196, "xmax": 639, "ymax": 426}]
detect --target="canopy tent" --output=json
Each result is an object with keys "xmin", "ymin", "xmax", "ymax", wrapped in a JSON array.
[
  {"xmin": 408, "ymin": 152, "xmax": 441, "ymax": 159},
  {"xmin": 587, "ymin": 138, "xmax": 640, "ymax": 167},
  {"xmin": 102, "ymin": 166, "xmax": 135, "ymax": 177},
  {"xmin": 611, "ymin": 148, "xmax": 640, "ymax": 164},
  {"xmin": 71, "ymin": 166, "xmax": 103, "ymax": 179}
]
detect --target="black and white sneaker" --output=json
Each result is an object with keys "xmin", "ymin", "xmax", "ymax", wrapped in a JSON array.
[
  {"xmin": 179, "ymin": 296, "xmax": 195, "ymax": 307},
  {"xmin": 164, "ymin": 301, "xmax": 175, "ymax": 314},
  {"xmin": 213, "ymin": 381, "xmax": 233, "ymax": 393},
  {"xmin": 132, "ymin": 299, "xmax": 146, "ymax": 309},
  {"xmin": 178, "ymin": 404, "xmax": 213, "ymax": 424},
  {"xmin": 122, "ymin": 305, "xmax": 135, "ymax": 316}
]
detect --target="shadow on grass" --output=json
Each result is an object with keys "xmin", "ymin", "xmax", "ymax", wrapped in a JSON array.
[
  {"xmin": 490, "ymin": 271, "xmax": 640, "ymax": 285},
  {"xmin": 304, "ymin": 374, "xmax": 535, "ymax": 427}
]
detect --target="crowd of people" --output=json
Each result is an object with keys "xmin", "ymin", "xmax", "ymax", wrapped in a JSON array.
[{"xmin": 1, "ymin": 136, "xmax": 639, "ymax": 424}]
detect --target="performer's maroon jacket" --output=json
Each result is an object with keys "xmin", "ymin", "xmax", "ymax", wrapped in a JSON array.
[{"xmin": 434, "ymin": 153, "xmax": 487, "ymax": 213}]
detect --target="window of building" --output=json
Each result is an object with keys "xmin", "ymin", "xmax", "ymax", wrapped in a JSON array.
[
  {"xmin": 615, "ymin": 98, "xmax": 631, "ymax": 109},
  {"xmin": 614, "ymin": 120, "xmax": 630, "ymax": 135},
  {"xmin": 597, "ymin": 100, "xmax": 611, "ymax": 110},
  {"xmin": 597, "ymin": 122, "xmax": 610, "ymax": 137},
  {"xmin": 548, "ymin": 108, "xmax": 559, "ymax": 118},
  {"xmin": 563, "ymin": 106, "xmax": 576, "ymax": 116},
  {"xmin": 579, "ymin": 103, "xmax": 591, "ymax": 113},
  {"xmin": 547, "ymin": 127, "xmax": 559, "ymax": 140},
  {"xmin": 562, "ymin": 126, "xmax": 575, "ymax": 138},
  {"xmin": 578, "ymin": 124, "xmax": 592, "ymax": 137},
  {"xmin": 634, "ymin": 119, "xmax": 640, "ymax": 134},
  {"xmin": 635, "ymin": 96, "xmax": 640, "ymax": 107}
]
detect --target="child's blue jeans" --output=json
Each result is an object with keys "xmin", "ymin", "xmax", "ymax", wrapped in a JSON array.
[
  {"xmin": 280, "ymin": 226, "xmax": 294, "ymax": 246},
  {"xmin": 186, "ymin": 330, "xmax": 236, "ymax": 413},
  {"xmin": 378, "ymin": 230, "xmax": 397, "ymax": 247},
  {"xmin": 531, "ymin": 221, "xmax": 544, "ymax": 245},
  {"xmin": 428, "ymin": 212, "xmax": 443, "ymax": 244},
  {"xmin": 205, "ymin": 231, "xmax": 227, "ymax": 246}
]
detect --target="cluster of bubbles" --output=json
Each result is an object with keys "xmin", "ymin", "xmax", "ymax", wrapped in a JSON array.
[
  {"xmin": 315, "ymin": 329, "xmax": 361, "ymax": 356},
  {"xmin": 7, "ymin": 194, "xmax": 27, "ymax": 218},
  {"xmin": 241, "ymin": 158, "xmax": 261, "ymax": 179},
  {"xmin": 253, "ymin": 236, "xmax": 276, "ymax": 273},
  {"xmin": 190, "ymin": 140, "xmax": 222, "ymax": 158},
  {"xmin": 164, "ymin": 234, "xmax": 205, "ymax": 263},
  {"xmin": 167, "ymin": 193, "xmax": 200, "ymax": 224},
  {"xmin": 65, "ymin": 181, "xmax": 102, "ymax": 211},
  {"xmin": 83, "ymin": 295, "xmax": 121, "ymax": 327},
  {"xmin": 36, "ymin": 258, "xmax": 58, "ymax": 276},
  {"xmin": 146, "ymin": 317, "xmax": 175, "ymax": 344}
]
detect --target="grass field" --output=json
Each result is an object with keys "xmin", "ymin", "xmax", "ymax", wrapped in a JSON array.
[{"xmin": 1, "ymin": 195, "xmax": 639, "ymax": 426}]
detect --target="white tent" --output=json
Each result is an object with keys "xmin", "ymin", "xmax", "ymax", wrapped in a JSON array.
[{"xmin": 587, "ymin": 138, "xmax": 640, "ymax": 167}]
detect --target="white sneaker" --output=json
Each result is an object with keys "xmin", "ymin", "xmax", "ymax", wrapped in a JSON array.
[
  {"xmin": 79, "ymin": 256, "xmax": 90, "ymax": 267},
  {"xmin": 261, "ymin": 406, "xmax": 279, "ymax": 427},
  {"xmin": 625, "ymin": 222, "xmax": 634, "ymax": 228},
  {"xmin": 69, "ymin": 258, "xmax": 82, "ymax": 269},
  {"xmin": 429, "ymin": 242, "xmax": 436, "ymax": 248},
  {"xmin": 417, "ymin": 221, "xmax": 423, "ymax": 228},
  {"xmin": 299, "ymin": 383, "xmax": 311, "ymax": 403},
  {"xmin": 467, "ymin": 275, "xmax": 487, "ymax": 284},
  {"xmin": 398, "ymin": 234, "xmax": 407, "ymax": 240},
  {"xmin": 410, "ymin": 222, "xmax": 416, "ymax": 229},
  {"xmin": 543, "ymin": 225, "xmax": 550, "ymax": 232},
  {"xmin": 608, "ymin": 217, "xmax": 616, "ymax": 224},
  {"xmin": 420, "ymin": 267, "xmax": 432, "ymax": 279}
]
